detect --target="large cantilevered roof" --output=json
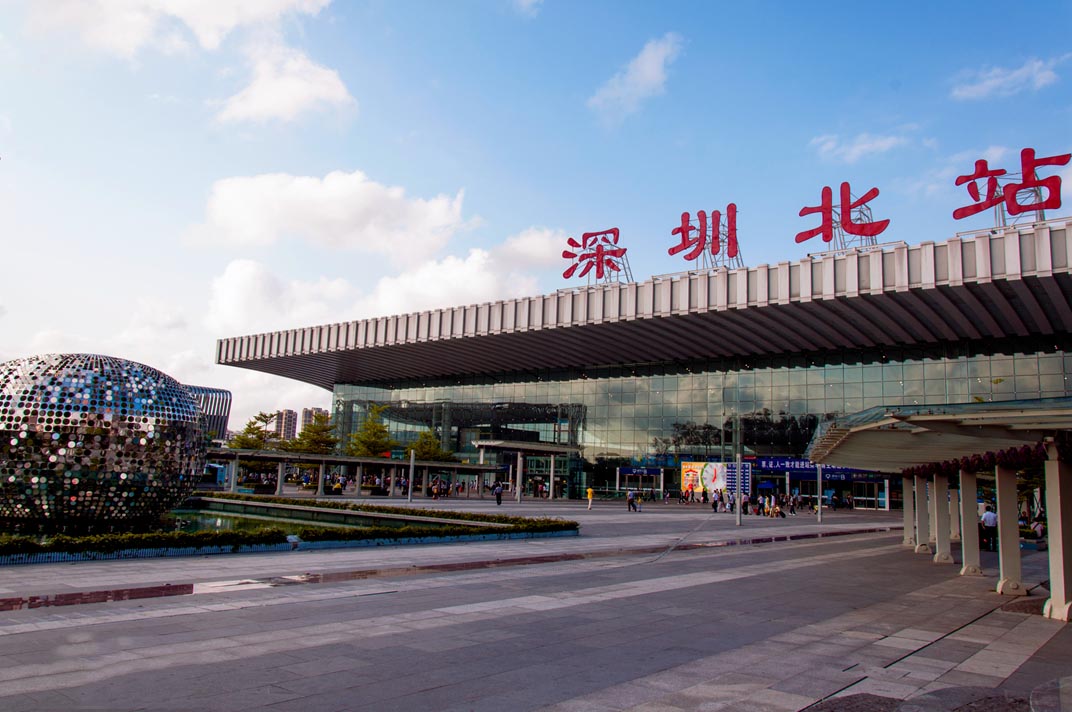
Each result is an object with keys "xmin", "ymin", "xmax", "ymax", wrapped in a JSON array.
[
  {"xmin": 217, "ymin": 221, "xmax": 1072, "ymax": 390},
  {"xmin": 805, "ymin": 397, "xmax": 1072, "ymax": 473}
]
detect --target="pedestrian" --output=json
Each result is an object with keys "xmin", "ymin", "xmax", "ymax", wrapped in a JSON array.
[
  {"xmin": 494, "ymin": 481, "xmax": 503, "ymax": 506},
  {"xmin": 587, "ymin": 486, "xmax": 595, "ymax": 510},
  {"xmin": 981, "ymin": 505, "xmax": 998, "ymax": 551},
  {"xmin": 627, "ymin": 489, "xmax": 637, "ymax": 512}
]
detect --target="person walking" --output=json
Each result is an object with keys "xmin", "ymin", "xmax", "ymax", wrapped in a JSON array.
[
  {"xmin": 627, "ymin": 489, "xmax": 637, "ymax": 512},
  {"xmin": 587, "ymin": 486, "xmax": 595, "ymax": 510},
  {"xmin": 493, "ymin": 481, "xmax": 503, "ymax": 506},
  {"xmin": 981, "ymin": 505, "xmax": 998, "ymax": 551}
]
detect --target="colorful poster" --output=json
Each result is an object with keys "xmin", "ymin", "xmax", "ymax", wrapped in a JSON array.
[{"xmin": 681, "ymin": 462, "xmax": 726, "ymax": 492}]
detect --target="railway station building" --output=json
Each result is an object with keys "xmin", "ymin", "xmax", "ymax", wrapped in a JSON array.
[{"xmin": 216, "ymin": 220, "xmax": 1072, "ymax": 505}]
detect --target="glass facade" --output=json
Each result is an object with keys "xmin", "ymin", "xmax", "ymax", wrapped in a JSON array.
[{"xmin": 334, "ymin": 336, "xmax": 1072, "ymax": 470}]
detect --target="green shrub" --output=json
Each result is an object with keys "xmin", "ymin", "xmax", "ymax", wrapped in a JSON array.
[{"xmin": 0, "ymin": 495, "xmax": 578, "ymax": 557}]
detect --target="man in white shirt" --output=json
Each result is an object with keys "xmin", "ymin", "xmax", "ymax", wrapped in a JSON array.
[{"xmin": 981, "ymin": 505, "xmax": 998, "ymax": 551}]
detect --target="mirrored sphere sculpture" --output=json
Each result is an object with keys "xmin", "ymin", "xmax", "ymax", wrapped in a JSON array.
[{"xmin": 0, "ymin": 354, "xmax": 206, "ymax": 533}]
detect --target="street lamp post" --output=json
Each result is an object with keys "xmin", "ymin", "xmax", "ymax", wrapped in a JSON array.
[
  {"xmin": 407, "ymin": 448, "xmax": 415, "ymax": 502},
  {"xmin": 735, "ymin": 413, "xmax": 742, "ymax": 527}
]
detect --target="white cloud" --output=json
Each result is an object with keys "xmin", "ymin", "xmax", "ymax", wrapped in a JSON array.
[
  {"xmin": 587, "ymin": 32, "xmax": 682, "ymax": 119},
  {"xmin": 205, "ymin": 259, "xmax": 355, "ymax": 335},
  {"xmin": 514, "ymin": 0, "xmax": 543, "ymax": 18},
  {"xmin": 204, "ymin": 226, "xmax": 565, "ymax": 337},
  {"xmin": 27, "ymin": 0, "xmax": 330, "ymax": 57},
  {"xmin": 217, "ymin": 41, "xmax": 354, "ymax": 123},
  {"xmin": 495, "ymin": 227, "xmax": 569, "ymax": 269},
  {"xmin": 187, "ymin": 169, "xmax": 467, "ymax": 261},
  {"xmin": 809, "ymin": 133, "xmax": 909, "ymax": 164},
  {"xmin": 951, "ymin": 57, "xmax": 1064, "ymax": 100}
]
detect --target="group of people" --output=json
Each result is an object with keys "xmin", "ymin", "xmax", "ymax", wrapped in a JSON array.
[{"xmin": 978, "ymin": 505, "xmax": 1047, "ymax": 552}]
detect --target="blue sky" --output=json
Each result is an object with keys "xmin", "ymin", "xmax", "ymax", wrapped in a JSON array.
[{"xmin": 1, "ymin": 0, "xmax": 1070, "ymax": 428}]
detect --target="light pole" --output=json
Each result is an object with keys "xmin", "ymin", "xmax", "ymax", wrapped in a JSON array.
[
  {"xmin": 816, "ymin": 463, "xmax": 823, "ymax": 524},
  {"xmin": 407, "ymin": 448, "xmax": 415, "ymax": 502},
  {"xmin": 735, "ymin": 413, "xmax": 742, "ymax": 527}
]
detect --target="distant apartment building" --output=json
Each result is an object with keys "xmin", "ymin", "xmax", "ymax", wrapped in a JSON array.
[
  {"xmin": 274, "ymin": 409, "xmax": 298, "ymax": 440},
  {"xmin": 301, "ymin": 407, "xmax": 330, "ymax": 434},
  {"xmin": 183, "ymin": 385, "xmax": 232, "ymax": 441}
]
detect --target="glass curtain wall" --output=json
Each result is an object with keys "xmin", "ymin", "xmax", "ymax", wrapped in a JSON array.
[{"xmin": 334, "ymin": 337, "xmax": 1072, "ymax": 463}]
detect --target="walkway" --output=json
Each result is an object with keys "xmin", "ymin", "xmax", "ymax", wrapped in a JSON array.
[{"xmin": 0, "ymin": 502, "xmax": 1067, "ymax": 711}]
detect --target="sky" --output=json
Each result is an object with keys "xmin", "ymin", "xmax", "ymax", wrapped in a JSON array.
[{"xmin": 1, "ymin": 0, "xmax": 1070, "ymax": 432}]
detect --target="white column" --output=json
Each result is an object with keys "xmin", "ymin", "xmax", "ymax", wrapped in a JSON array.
[
  {"xmin": 785, "ymin": 471, "xmax": 790, "ymax": 499},
  {"xmin": 388, "ymin": 465, "xmax": 396, "ymax": 498},
  {"xmin": 478, "ymin": 449, "xmax": 486, "ymax": 499},
  {"xmin": 929, "ymin": 479, "xmax": 938, "ymax": 544},
  {"xmin": 950, "ymin": 488, "xmax": 962, "ymax": 541},
  {"xmin": 316, "ymin": 462, "xmax": 326, "ymax": 496},
  {"xmin": 914, "ymin": 474, "xmax": 931, "ymax": 554},
  {"xmin": 275, "ymin": 461, "xmax": 286, "ymax": 496},
  {"xmin": 932, "ymin": 475, "xmax": 953, "ymax": 564},
  {"xmin": 549, "ymin": 455, "xmax": 556, "ymax": 500},
  {"xmin": 995, "ymin": 464, "xmax": 1024, "ymax": 595},
  {"xmin": 515, "ymin": 452, "xmax": 523, "ymax": 503},
  {"xmin": 1044, "ymin": 443, "xmax": 1072, "ymax": 620},
  {"xmin": 230, "ymin": 455, "xmax": 240, "ymax": 493},
  {"xmin": 659, "ymin": 468, "xmax": 664, "ymax": 498},
  {"xmin": 615, "ymin": 466, "xmax": 620, "ymax": 492},
  {"xmin": 959, "ymin": 470, "xmax": 982, "ymax": 575},
  {"xmin": 902, "ymin": 476, "xmax": 915, "ymax": 546},
  {"xmin": 884, "ymin": 479, "xmax": 890, "ymax": 511}
]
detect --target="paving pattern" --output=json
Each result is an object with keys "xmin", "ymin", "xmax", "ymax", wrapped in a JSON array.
[{"xmin": 0, "ymin": 502, "xmax": 1068, "ymax": 711}]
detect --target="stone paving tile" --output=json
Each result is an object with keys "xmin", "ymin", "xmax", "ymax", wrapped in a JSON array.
[
  {"xmin": 932, "ymin": 669, "xmax": 1004, "ymax": 687},
  {"xmin": 837, "ymin": 677, "xmax": 924, "ymax": 700}
]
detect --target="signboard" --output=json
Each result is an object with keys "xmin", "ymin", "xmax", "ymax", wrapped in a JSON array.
[
  {"xmin": 620, "ymin": 467, "xmax": 661, "ymax": 476},
  {"xmin": 562, "ymin": 145, "xmax": 1067, "ymax": 282},
  {"xmin": 681, "ymin": 462, "xmax": 751, "ymax": 493},
  {"xmin": 753, "ymin": 458, "xmax": 864, "ymax": 475}
]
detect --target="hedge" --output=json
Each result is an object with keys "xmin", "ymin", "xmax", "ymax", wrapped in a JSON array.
[{"xmin": 0, "ymin": 494, "xmax": 578, "ymax": 557}]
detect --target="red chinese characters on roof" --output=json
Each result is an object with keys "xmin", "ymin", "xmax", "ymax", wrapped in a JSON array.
[
  {"xmin": 667, "ymin": 205, "xmax": 738, "ymax": 261},
  {"xmin": 953, "ymin": 147, "xmax": 1071, "ymax": 220},
  {"xmin": 795, "ymin": 182, "xmax": 889, "ymax": 244},
  {"xmin": 562, "ymin": 228, "xmax": 627, "ymax": 280}
]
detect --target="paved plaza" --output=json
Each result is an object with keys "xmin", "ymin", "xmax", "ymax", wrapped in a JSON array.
[{"xmin": 0, "ymin": 500, "xmax": 1069, "ymax": 711}]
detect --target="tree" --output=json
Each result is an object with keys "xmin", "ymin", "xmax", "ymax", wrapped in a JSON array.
[
  {"xmin": 282, "ymin": 412, "xmax": 338, "ymax": 454},
  {"xmin": 228, "ymin": 412, "xmax": 278, "ymax": 450},
  {"xmin": 410, "ymin": 430, "xmax": 458, "ymax": 462},
  {"xmin": 227, "ymin": 412, "xmax": 279, "ymax": 478},
  {"xmin": 345, "ymin": 404, "xmax": 399, "ymax": 457}
]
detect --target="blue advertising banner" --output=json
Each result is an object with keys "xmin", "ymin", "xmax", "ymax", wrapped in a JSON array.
[{"xmin": 751, "ymin": 457, "xmax": 867, "ymax": 475}]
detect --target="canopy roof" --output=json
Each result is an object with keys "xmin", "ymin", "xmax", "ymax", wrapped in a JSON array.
[
  {"xmin": 805, "ymin": 397, "xmax": 1072, "ymax": 473},
  {"xmin": 217, "ymin": 222, "xmax": 1072, "ymax": 389}
]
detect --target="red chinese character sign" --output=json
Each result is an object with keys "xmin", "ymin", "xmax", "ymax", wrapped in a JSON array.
[
  {"xmin": 953, "ymin": 147, "xmax": 1070, "ymax": 225},
  {"xmin": 796, "ymin": 182, "xmax": 889, "ymax": 250},
  {"xmin": 667, "ymin": 204, "xmax": 743, "ymax": 270},
  {"xmin": 562, "ymin": 228, "xmax": 633, "ymax": 284}
]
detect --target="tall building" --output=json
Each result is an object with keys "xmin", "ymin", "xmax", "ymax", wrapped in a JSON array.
[
  {"xmin": 301, "ymin": 407, "xmax": 329, "ymax": 434},
  {"xmin": 274, "ymin": 409, "xmax": 298, "ymax": 441},
  {"xmin": 216, "ymin": 222, "xmax": 1072, "ymax": 500},
  {"xmin": 184, "ymin": 385, "xmax": 232, "ymax": 441}
]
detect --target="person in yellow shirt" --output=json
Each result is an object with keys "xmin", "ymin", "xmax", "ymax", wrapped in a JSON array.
[{"xmin": 587, "ymin": 486, "xmax": 595, "ymax": 510}]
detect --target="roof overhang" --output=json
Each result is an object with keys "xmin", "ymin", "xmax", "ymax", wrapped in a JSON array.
[
  {"xmin": 216, "ymin": 222, "xmax": 1072, "ymax": 389},
  {"xmin": 805, "ymin": 397, "xmax": 1072, "ymax": 473},
  {"xmin": 472, "ymin": 440, "xmax": 582, "ymax": 455}
]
